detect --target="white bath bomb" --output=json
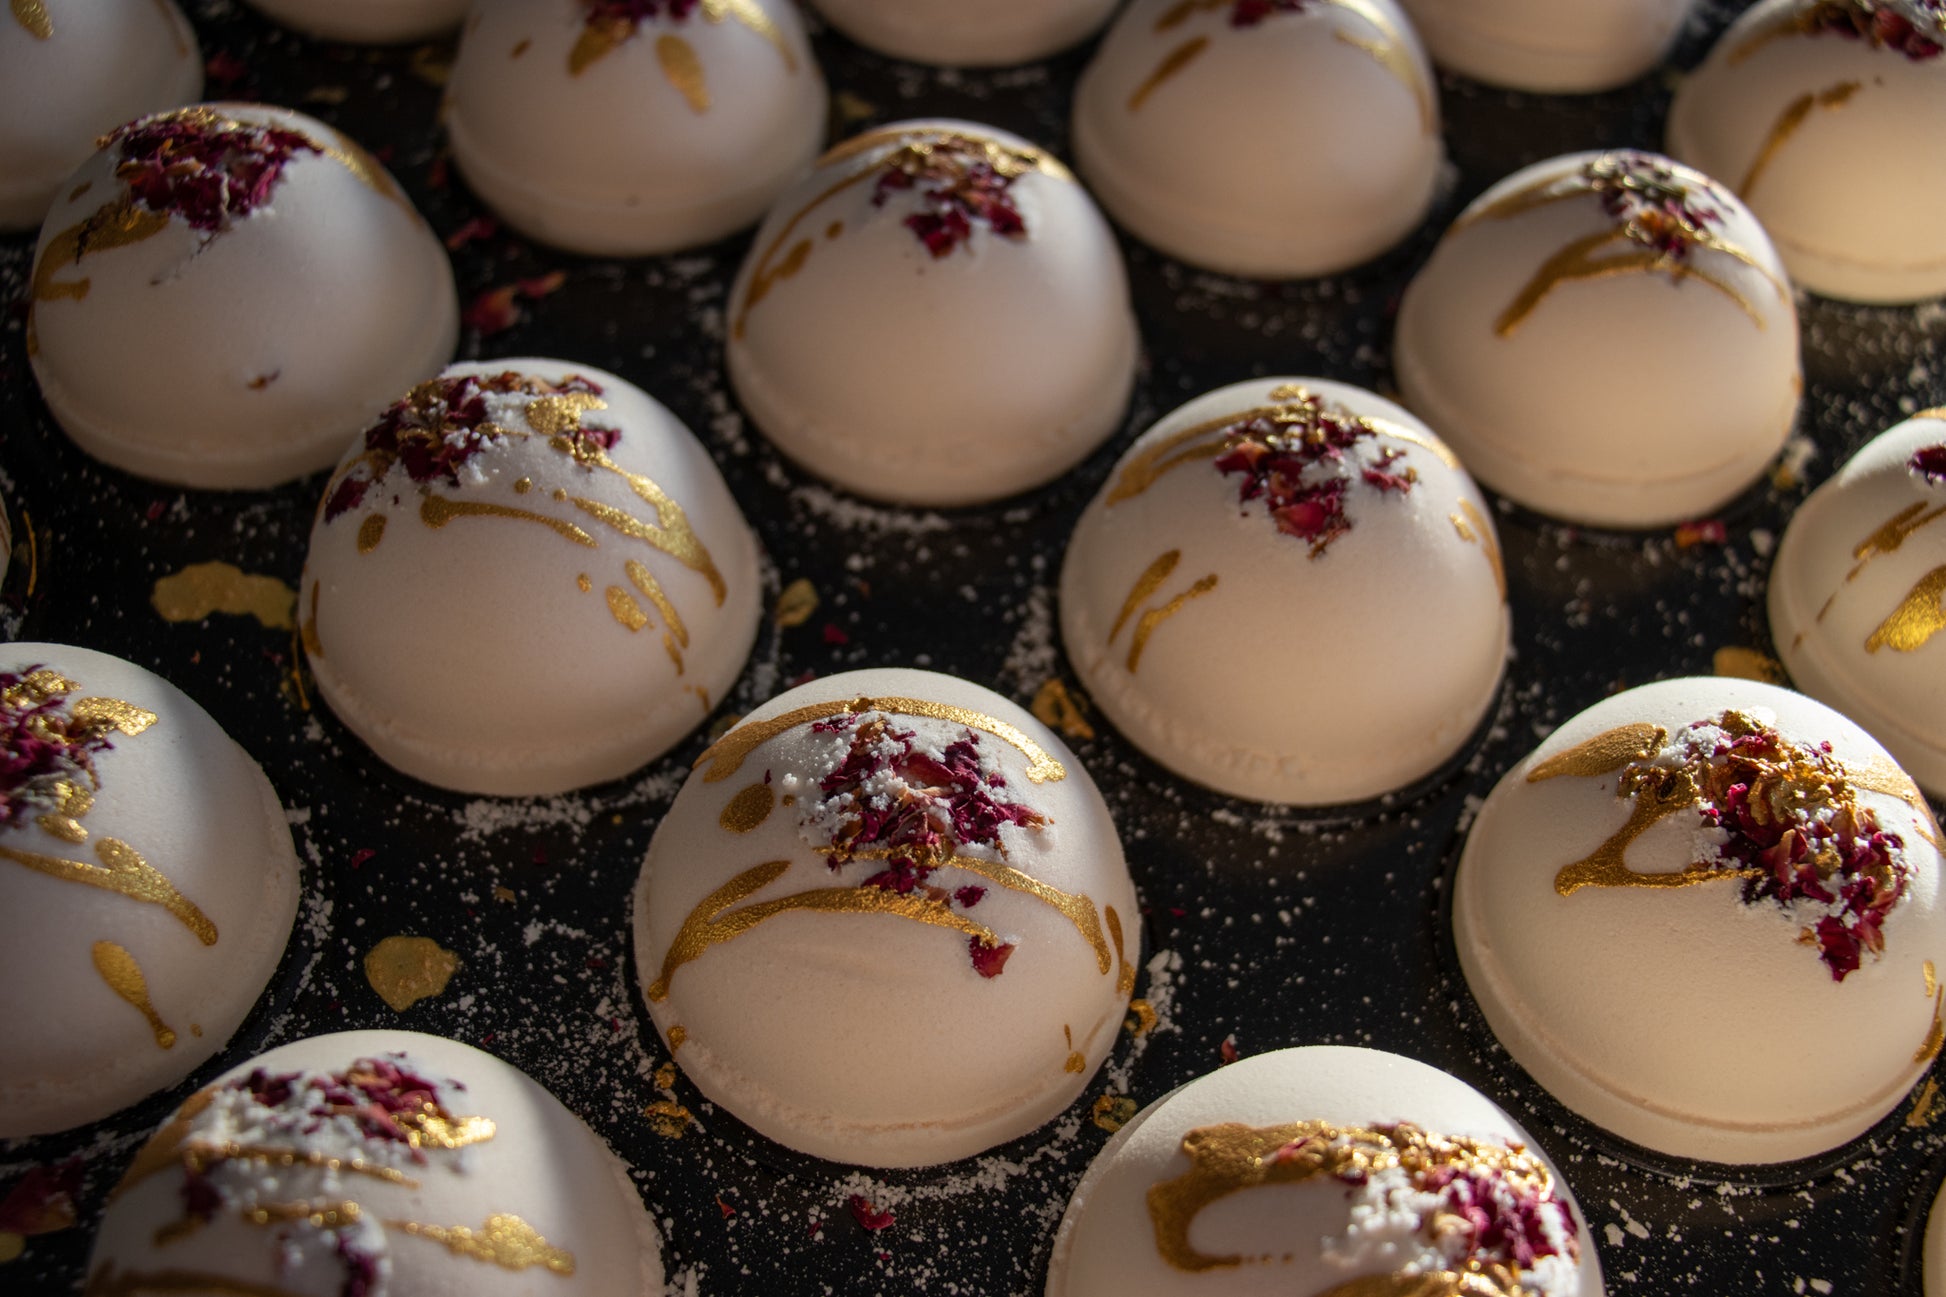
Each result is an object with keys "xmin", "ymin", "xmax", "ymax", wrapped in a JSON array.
[
  {"xmin": 808, "ymin": 0, "xmax": 1120, "ymax": 65},
  {"xmin": 242, "ymin": 0, "xmax": 471, "ymax": 43},
  {"xmin": 1399, "ymin": 0, "xmax": 1696, "ymax": 93}
]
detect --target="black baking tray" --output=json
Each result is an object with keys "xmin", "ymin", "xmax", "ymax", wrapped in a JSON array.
[{"xmin": 4, "ymin": 1, "xmax": 1946, "ymax": 1293}]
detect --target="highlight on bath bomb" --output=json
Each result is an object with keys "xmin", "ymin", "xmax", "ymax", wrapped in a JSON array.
[
  {"xmin": 242, "ymin": 0, "xmax": 471, "ymax": 43},
  {"xmin": 808, "ymin": 0, "xmax": 1120, "ymax": 65},
  {"xmin": 1398, "ymin": 0, "xmax": 1696, "ymax": 93}
]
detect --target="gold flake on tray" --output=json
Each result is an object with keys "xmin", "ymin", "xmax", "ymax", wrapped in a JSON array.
[
  {"xmin": 1711, "ymin": 646, "xmax": 1786, "ymax": 683},
  {"xmin": 151, "ymin": 562, "xmax": 296, "ymax": 630},
  {"xmin": 1908, "ymin": 1077, "xmax": 1943, "ymax": 1128},
  {"xmin": 1126, "ymin": 999, "xmax": 1158, "ymax": 1036},
  {"xmin": 774, "ymin": 577, "xmax": 819, "ymax": 628},
  {"xmin": 363, "ymin": 936, "xmax": 459, "ymax": 1012},
  {"xmin": 643, "ymin": 1099, "xmax": 694, "ymax": 1139},
  {"xmin": 1092, "ymin": 1094, "xmax": 1138, "ymax": 1133}
]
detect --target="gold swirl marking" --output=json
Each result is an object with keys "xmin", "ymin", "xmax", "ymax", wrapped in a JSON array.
[
  {"xmin": 1740, "ymin": 83, "xmax": 1861, "ymax": 199},
  {"xmin": 1063, "ymin": 1024, "xmax": 1086, "ymax": 1074},
  {"xmin": 1111, "ymin": 551, "xmax": 1181, "ymax": 642},
  {"xmin": 696, "ymin": 696, "xmax": 1067, "ymax": 784},
  {"xmin": 607, "ymin": 586, "xmax": 650, "ymax": 632},
  {"xmin": 1867, "ymin": 566, "xmax": 1946, "ymax": 654},
  {"xmin": 420, "ymin": 493, "xmax": 597, "ymax": 547},
  {"xmin": 31, "ymin": 200, "xmax": 171, "ymax": 304},
  {"xmin": 2, "ymin": 838, "xmax": 216, "ymax": 944},
  {"xmin": 93, "ymin": 940, "xmax": 176, "ymax": 1049},
  {"xmin": 357, "ymin": 514, "xmax": 387, "ymax": 554},
  {"xmin": 1130, "ymin": 37, "xmax": 1209, "ymax": 110},
  {"xmin": 1526, "ymin": 722, "xmax": 1667, "ymax": 783},
  {"xmin": 569, "ymin": 17, "xmax": 625, "ymax": 75},
  {"xmin": 1496, "ymin": 227, "xmax": 1765, "ymax": 337},
  {"xmin": 524, "ymin": 392, "xmax": 606, "ymax": 437},
  {"xmin": 703, "ymin": 0, "xmax": 796, "ymax": 69},
  {"xmin": 719, "ymin": 782, "xmax": 775, "ymax": 833},
  {"xmin": 1854, "ymin": 502, "xmax": 1946, "ymax": 565},
  {"xmin": 12, "ymin": 0, "xmax": 51, "ymax": 38},
  {"xmin": 941, "ymin": 852, "xmax": 1111, "ymax": 973},
  {"xmin": 1452, "ymin": 499, "xmax": 1505, "ymax": 599},
  {"xmin": 1107, "ymin": 905, "xmax": 1136, "ymax": 996},
  {"xmin": 1127, "ymin": 575, "xmax": 1219, "ymax": 673},
  {"xmin": 392, "ymin": 1215, "xmax": 575, "ymax": 1274},
  {"xmin": 564, "ymin": 441, "xmax": 727, "ymax": 604},
  {"xmin": 656, "ymin": 34, "xmax": 709, "ymax": 111}
]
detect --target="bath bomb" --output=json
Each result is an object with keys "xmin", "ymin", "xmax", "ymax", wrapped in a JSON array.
[
  {"xmin": 1060, "ymin": 377, "xmax": 1509, "ymax": 805},
  {"xmin": 0, "ymin": 0, "xmax": 201, "ymax": 231},
  {"xmin": 1769, "ymin": 412, "xmax": 1946, "ymax": 795},
  {"xmin": 242, "ymin": 0, "xmax": 472, "ymax": 43},
  {"xmin": 1072, "ymin": 0, "xmax": 1441, "ymax": 277},
  {"xmin": 808, "ymin": 0, "xmax": 1120, "ymax": 65},
  {"xmin": 0, "ymin": 644, "xmax": 300, "ymax": 1138},
  {"xmin": 1454, "ymin": 676, "xmax": 1946, "ymax": 1163},
  {"xmin": 1047, "ymin": 1045, "xmax": 1605, "ymax": 1296},
  {"xmin": 1395, "ymin": 149, "xmax": 1801, "ymax": 528},
  {"xmin": 87, "ymin": 1030, "xmax": 664, "ymax": 1295},
  {"xmin": 1398, "ymin": 0, "xmax": 1696, "ymax": 93},
  {"xmin": 633, "ymin": 668, "xmax": 1141, "ymax": 1166},
  {"xmin": 1666, "ymin": 0, "xmax": 1946, "ymax": 303},
  {"xmin": 301, "ymin": 358, "xmax": 761, "ymax": 796},
  {"xmin": 28, "ymin": 103, "xmax": 457, "ymax": 489},
  {"xmin": 446, "ymin": 0, "xmax": 826, "ymax": 255},
  {"xmin": 725, "ymin": 119, "xmax": 1139, "ymax": 505}
]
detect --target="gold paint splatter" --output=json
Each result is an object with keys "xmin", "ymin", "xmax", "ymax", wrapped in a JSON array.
[
  {"xmin": 774, "ymin": 577, "xmax": 819, "ymax": 628},
  {"xmin": 31, "ymin": 200, "xmax": 169, "ymax": 308},
  {"xmin": 719, "ymin": 782, "xmax": 775, "ymax": 833},
  {"xmin": 644, "ymin": 1100, "xmax": 694, "ymax": 1139},
  {"xmin": 1527, "ymin": 722, "xmax": 1667, "ymax": 782},
  {"xmin": 1063, "ymin": 1024, "xmax": 1087, "ymax": 1074},
  {"xmin": 300, "ymin": 583, "xmax": 323, "ymax": 659},
  {"xmin": 1909, "ymin": 1077, "xmax": 1943, "ymax": 1128},
  {"xmin": 1092, "ymin": 1094, "xmax": 1138, "ymax": 1133},
  {"xmin": 391, "ymin": 1215, "xmax": 574, "ymax": 1274},
  {"xmin": 656, "ymin": 33, "xmax": 709, "ymax": 111},
  {"xmin": 607, "ymin": 586, "xmax": 651, "ymax": 632},
  {"xmin": 1712, "ymin": 646, "xmax": 1786, "ymax": 684},
  {"xmin": 364, "ymin": 936, "xmax": 459, "ymax": 1013},
  {"xmin": 668, "ymin": 1024, "xmax": 688, "ymax": 1052},
  {"xmin": 1031, "ymin": 678, "xmax": 1095, "ymax": 741},
  {"xmin": 356, "ymin": 514, "xmax": 387, "ymax": 554},
  {"xmin": 12, "ymin": 0, "xmax": 52, "ymax": 39},
  {"xmin": 570, "ymin": 16, "xmax": 627, "ymax": 74},
  {"xmin": 1126, "ymin": 999, "xmax": 1158, "ymax": 1036},
  {"xmin": 576, "ymin": 573, "xmax": 592, "ymax": 593},
  {"xmin": 152, "ymin": 562, "xmax": 296, "ymax": 630},
  {"xmin": 93, "ymin": 941, "xmax": 176, "ymax": 1049},
  {"xmin": 703, "ymin": 0, "xmax": 796, "ymax": 69},
  {"xmin": 514, "ymin": 477, "xmax": 533, "ymax": 494},
  {"xmin": 697, "ymin": 696, "xmax": 1066, "ymax": 784},
  {"xmin": 1866, "ymin": 566, "xmax": 1946, "ymax": 654}
]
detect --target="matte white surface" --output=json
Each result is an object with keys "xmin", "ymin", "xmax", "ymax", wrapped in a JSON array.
[
  {"xmin": 243, "ymin": 0, "xmax": 472, "ymax": 43},
  {"xmin": 634, "ymin": 668, "xmax": 1140, "ymax": 1166},
  {"xmin": 810, "ymin": 0, "xmax": 1119, "ymax": 65},
  {"xmin": 1400, "ymin": 0, "xmax": 1696, "ymax": 92},
  {"xmin": 0, "ymin": 644, "xmax": 300, "ymax": 1138},
  {"xmin": 1454, "ymin": 677, "xmax": 1946, "ymax": 1163},
  {"xmin": 302, "ymin": 358, "xmax": 761, "ymax": 796}
]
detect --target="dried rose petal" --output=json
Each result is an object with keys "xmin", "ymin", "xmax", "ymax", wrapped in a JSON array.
[
  {"xmin": 1803, "ymin": 1, "xmax": 1945, "ymax": 60},
  {"xmin": 1230, "ymin": 0, "xmax": 1309, "ymax": 25},
  {"xmin": 463, "ymin": 285, "xmax": 522, "ymax": 336},
  {"xmin": 848, "ymin": 1196, "xmax": 895, "ymax": 1231},
  {"xmin": 1674, "ymin": 519, "xmax": 1728, "ymax": 548},
  {"xmin": 1910, "ymin": 443, "xmax": 1946, "ymax": 484},
  {"xmin": 0, "ymin": 1160, "xmax": 82, "ymax": 1236}
]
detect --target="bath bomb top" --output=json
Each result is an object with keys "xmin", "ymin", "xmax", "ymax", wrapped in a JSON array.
[
  {"xmin": 27, "ymin": 103, "xmax": 457, "ymax": 489},
  {"xmin": 1071, "ymin": 0, "xmax": 1441, "ymax": 277},
  {"xmin": 1769, "ymin": 412, "xmax": 1946, "ymax": 795},
  {"xmin": 1394, "ymin": 149, "xmax": 1800, "ymax": 528},
  {"xmin": 445, "ymin": 0, "xmax": 825, "ymax": 255},
  {"xmin": 87, "ymin": 1030, "xmax": 665, "ymax": 1296},
  {"xmin": 633, "ymin": 667, "xmax": 1141, "ymax": 1166},
  {"xmin": 1398, "ymin": 0, "xmax": 1696, "ymax": 93},
  {"xmin": 808, "ymin": 0, "xmax": 1120, "ymax": 65},
  {"xmin": 242, "ymin": 0, "xmax": 472, "ymax": 43},
  {"xmin": 1453, "ymin": 676, "xmax": 1946, "ymax": 1164},
  {"xmin": 1060, "ymin": 377, "xmax": 1509, "ymax": 805},
  {"xmin": 0, "ymin": 644, "xmax": 300, "ymax": 1139},
  {"xmin": 0, "ymin": 0, "xmax": 201, "ymax": 232},
  {"xmin": 725, "ymin": 118, "xmax": 1139, "ymax": 506},
  {"xmin": 300, "ymin": 358, "xmax": 761, "ymax": 797},
  {"xmin": 1047, "ymin": 1045, "xmax": 1606, "ymax": 1297},
  {"xmin": 1666, "ymin": 0, "xmax": 1946, "ymax": 304}
]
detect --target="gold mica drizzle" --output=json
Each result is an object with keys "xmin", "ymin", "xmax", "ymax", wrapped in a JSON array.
[
  {"xmin": 301, "ymin": 583, "xmax": 322, "ymax": 657},
  {"xmin": 696, "ymin": 696, "xmax": 1066, "ymax": 784},
  {"xmin": 92, "ymin": 940, "xmax": 176, "ymax": 1049},
  {"xmin": 1866, "ymin": 565, "xmax": 1946, "ymax": 653},
  {"xmin": 356, "ymin": 514, "xmax": 387, "ymax": 554},
  {"xmin": 1111, "ymin": 551, "xmax": 1182, "ymax": 642},
  {"xmin": 151, "ymin": 562, "xmax": 296, "ymax": 630},
  {"xmin": 703, "ymin": 0, "xmax": 795, "ymax": 70},
  {"xmin": 12, "ymin": 0, "xmax": 51, "ymax": 39},
  {"xmin": 37, "ymin": 779, "xmax": 92, "ymax": 843},
  {"xmin": 420, "ymin": 493, "xmax": 597, "ymax": 547},
  {"xmin": 1919, "ymin": 959, "xmax": 1945, "ymax": 1064},
  {"xmin": 1497, "ymin": 226, "xmax": 1767, "ymax": 335},
  {"xmin": 1451, "ymin": 499, "xmax": 1506, "ymax": 599},
  {"xmin": 559, "ymin": 438, "xmax": 728, "ymax": 604},
  {"xmin": 1124, "ymin": 572, "xmax": 1219, "ymax": 673},
  {"xmin": 3, "ymin": 837, "xmax": 216, "ymax": 944},
  {"xmin": 31, "ymin": 199, "xmax": 171, "ymax": 304},
  {"xmin": 1128, "ymin": 36, "xmax": 1209, "ymax": 110},
  {"xmin": 607, "ymin": 586, "xmax": 651, "ymax": 632},
  {"xmin": 1713, "ymin": 645, "xmax": 1787, "ymax": 683},
  {"xmin": 1063, "ymin": 1024, "xmax": 1086, "ymax": 1074},
  {"xmin": 364, "ymin": 935, "xmax": 460, "ymax": 1012},
  {"xmin": 1740, "ymin": 82, "xmax": 1862, "ymax": 198},
  {"xmin": 1525, "ymin": 721, "xmax": 1666, "ymax": 783},
  {"xmin": 719, "ymin": 782, "xmax": 775, "ymax": 832},
  {"xmin": 391, "ymin": 1215, "xmax": 575, "ymax": 1274},
  {"xmin": 657, "ymin": 34, "xmax": 709, "ymax": 112},
  {"xmin": 1107, "ymin": 904, "xmax": 1137, "ymax": 997}
]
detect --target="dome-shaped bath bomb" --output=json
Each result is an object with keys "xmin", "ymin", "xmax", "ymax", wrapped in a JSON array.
[
  {"xmin": 1047, "ymin": 1045, "xmax": 1606, "ymax": 1296},
  {"xmin": 0, "ymin": 644, "xmax": 300, "ymax": 1138},
  {"xmin": 633, "ymin": 668, "xmax": 1141, "ymax": 1166},
  {"xmin": 446, "ymin": 0, "xmax": 826, "ymax": 255},
  {"xmin": 87, "ymin": 1030, "xmax": 665, "ymax": 1295},
  {"xmin": 27, "ymin": 103, "xmax": 458, "ymax": 489},
  {"xmin": 725, "ymin": 119, "xmax": 1139, "ymax": 505},
  {"xmin": 1072, "ymin": 0, "xmax": 1441, "ymax": 277},
  {"xmin": 300, "ymin": 358, "xmax": 761, "ymax": 796},
  {"xmin": 1453, "ymin": 676, "xmax": 1946, "ymax": 1164},
  {"xmin": 1769, "ymin": 411, "xmax": 1946, "ymax": 795},
  {"xmin": 808, "ymin": 0, "xmax": 1120, "ymax": 65},
  {"xmin": 1394, "ymin": 149, "xmax": 1801, "ymax": 528},
  {"xmin": 1666, "ymin": 0, "xmax": 1946, "ymax": 304},
  {"xmin": 1398, "ymin": 0, "xmax": 1696, "ymax": 93},
  {"xmin": 0, "ymin": 0, "xmax": 201, "ymax": 232},
  {"xmin": 1060, "ymin": 377, "xmax": 1510, "ymax": 805}
]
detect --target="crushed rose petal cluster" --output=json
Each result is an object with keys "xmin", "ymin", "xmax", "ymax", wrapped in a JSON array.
[
  {"xmin": 323, "ymin": 372, "xmax": 611, "ymax": 521},
  {"xmin": 1910, "ymin": 443, "xmax": 1946, "ymax": 485},
  {"xmin": 0, "ymin": 670, "xmax": 118, "ymax": 830},
  {"xmin": 1230, "ymin": 0, "xmax": 1310, "ymax": 25},
  {"xmin": 1584, "ymin": 151, "xmax": 1724, "ymax": 262},
  {"xmin": 581, "ymin": 0, "xmax": 700, "ymax": 28},
  {"xmin": 109, "ymin": 110, "xmax": 319, "ymax": 233},
  {"xmin": 804, "ymin": 713, "xmax": 1045, "ymax": 977},
  {"xmin": 1210, "ymin": 389, "xmax": 1416, "ymax": 556},
  {"xmin": 1622, "ymin": 710, "xmax": 1909, "ymax": 980},
  {"xmin": 872, "ymin": 135, "xmax": 1032, "ymax": 258},
  {"xmin": 1800, "ymin": 0, "xmax": 1945, "ymax": 60}
]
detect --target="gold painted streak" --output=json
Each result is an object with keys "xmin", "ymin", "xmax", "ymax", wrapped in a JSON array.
[
  {"xmin": 151, "ymin": 563, "xmax": 296, "ymax": 630},
  {"xmin": 1, "ymin": 838, "xmax": 216, "ymax": 944},
  {"xmin": 31, "ymin": 200, "xmax": 171, "ymax": 304},
  {"xmin": 318, "ymin": 131, "xmax": 405, "ymax": 206},
  {"xmin": 38, "ymin": 779, "xmax": 94, "ymax": 843},
  {"xmin": 656, "ymin": 34, "xmax": 710, "ymax": 112},
  {"xmin": 696, "ymin": 696, "xmax": 1067, "ymax": 784},
  {"xmin": 703, "ymin": 0, "xmax": 796, "ymax": 70},
  {"xmin": 356, "ymin": 514, "xmax": 387, "ymax": 554},
  {"xmin": 391, "ymin": 1214, "xmax": 575, "ymax": 1274},
  {"xmin": 628, "ymin": 559, "xmax": 690, "ymax": 647},
  {"xmin": 668, "ymin": 1024, "xmax": 688, "ymax": 1052},
  {"xmin": 1918, "ymin": 407, "xmax": 1946, "ymax": 422},
  {"xmin": 1332, "ymin": 27, "xmax": 1433, "ymax": 134},
  {"xmin": 524, "ymin": 391, "xmax": 605, "ymax": 437},
  {"xmin": 569, "ymin": 15, "xmax": 628, "ymax": 75},
  {"xmin": 1128, "ymin": 575, "xmax": 1219, "ymax": 672},
  {"xmin": 1452, "ymin": 499, "xmax": 1506, "ymax": 599},
  {"xmin": 1129, "ymin": 36, "xmax": 1209, "ymax": 110},
  {"xmin": 1918, "ymin": 962, "xmax": 1945, "ymax": 1064},
  {"xmin": 93, "ymin": 941, "xmax": 176, "ymax": 1049},
  {"xmin": 608, "ymin": 586, "xmax": 651, "ymax": 632},
  {"xmin": 83, "ymin": 1263, "xmax": 307, "ymax": 1297},
  {"xmin": 1063, "ymin": 1025, "xmax": 1086, "ymax": 1073},
  {"xmin": 719, "ymin": 782, "xmax": 775, "ymax": 833},
  {"xmin": 1848, "ymin": 755, "xmax": 1945, "ymax": 852},
  {"xmin": 12, "ymin": 0, "xmax": 51, "ymax": 39},
  {"xmin": 1495, "ymin": 228, "xmax": 1768, "ymax": 337},
  {"xmin": 1855, "ymin": 502, "xmax": 1946, "ymax": 564},
  {"xmin": 420, "ymin": 493, "xmax": 597, "ymax": 547},
  {"xmin": 1106, "ymin": 904, "xmax": 1136, "ymax": 997},
  {"xmin": 646, "ymin": 860, "xmax": 1000, "ymax": 1001},
  {"xmin": 943, "ymin": 852, "xmax": 1112, "ymax": 974},
  {"xmin": 1867, "ymin": 566, "xmax": 1946, "ymax": 653},
  {"xmin": 1726, "ymin": 7, "xmax": 1815, "ymax": 64},
  {"xmin": 1111, "ymin": 552, "xmax": 1181, "ymax": 642},
  {"xmin": 1739, "ymin": 83, "xmax": 1861, "ymax": 198},
  {"xmin": 564, "ymin": 440, "xmax": 728, "ymax": 604},
  {"xmin": 1525, "ymin": 719, "xmax": 1667, "ymax": 780}
]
